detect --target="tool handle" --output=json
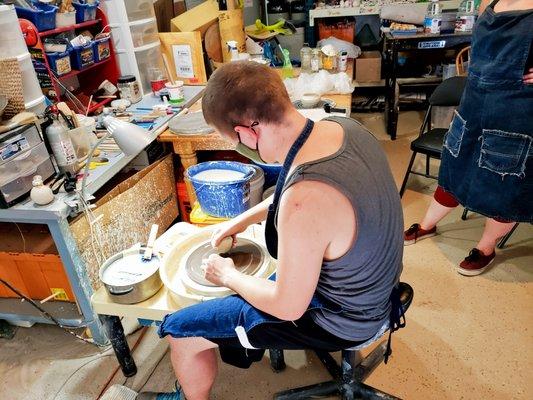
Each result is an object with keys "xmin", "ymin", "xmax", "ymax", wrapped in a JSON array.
[{"xmin": 143, "ymin": 224, "xmax": 159, "ymax": 260}]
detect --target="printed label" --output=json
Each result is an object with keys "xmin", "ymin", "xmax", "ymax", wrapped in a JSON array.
[
  {"xmin": 455, "ymin": 15, "xmax": 475, "ymax": 32},
  {"xmin": 51, "ymin": 140, "xmax": 77, "ymax": 166},
  {"xmin": 172, "ymin": 44, "xmax": 195, "ymax": 78},
  {"xmin": 424, "ymin": 17, "xmax": 442, "ymax": 34},
  {"xmin": 55, "ymin": 57, "xmax": 71, "ymax": 75},
  {"xmin": 50, "ymin": 288, "xmax": 69, "ymax": 301},
  {"xmin": 0, "ymin": 137, "xmax": 30, "ymax": 161}
]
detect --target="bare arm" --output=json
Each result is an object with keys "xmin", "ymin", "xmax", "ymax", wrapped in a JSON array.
[
  {"xmin": 205, "ymin": 182, "xmax": 333, "ymax": 320},
  {"xmin": 479, "ymin": 0, "xmax": 492, "ymax": 14}
]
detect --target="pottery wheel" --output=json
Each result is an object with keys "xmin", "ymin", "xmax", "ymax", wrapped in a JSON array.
[{"xmin": 185, "ymin": 239, "xmax": 264, "ymax": 287}]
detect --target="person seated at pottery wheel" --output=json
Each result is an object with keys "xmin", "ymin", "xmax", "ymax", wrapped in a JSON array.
[{"xmin": 156, "ymin": 62, "xmax": 404, "ymax": 400}]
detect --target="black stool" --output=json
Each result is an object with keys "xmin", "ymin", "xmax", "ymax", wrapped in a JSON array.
[{"xmin": 274, "ymin": 282, "xmax": 414, "ymax": 400}]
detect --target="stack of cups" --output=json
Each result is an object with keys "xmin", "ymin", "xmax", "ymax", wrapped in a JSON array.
[{"xmin": 0, "ymin": 5, "xmax": 46, "ymax": 115}]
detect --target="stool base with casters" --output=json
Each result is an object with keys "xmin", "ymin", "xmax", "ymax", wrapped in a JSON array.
[{"xmin": 274, "ymin": 282, "xmax": 414, "ymax": 400}]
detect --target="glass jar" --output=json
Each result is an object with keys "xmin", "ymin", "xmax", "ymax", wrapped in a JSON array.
[
  {"xmin": 311, "ymin": 48, "xmax": 321, "ymax": 72},
  {"xmin": 300, "ymin": 43, "xmax": 312, "ymax": 73},
  {"xmin": 117, "ymin": 75, "xmax": 142, "ymax": 104}
]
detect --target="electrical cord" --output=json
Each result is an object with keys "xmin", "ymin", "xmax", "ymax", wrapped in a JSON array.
[{"xmin": 0, "ymin": 278, "xmax": 97, "ymax": 346}]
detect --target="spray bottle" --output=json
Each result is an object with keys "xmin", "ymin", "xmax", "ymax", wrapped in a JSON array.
[
  {"xmin": 227, "ymin": 40, "xmax": 239, "ymax": 61},
  {"xmin": 45, "ymin": 107, "xmax": 78, "ymax": 174}
]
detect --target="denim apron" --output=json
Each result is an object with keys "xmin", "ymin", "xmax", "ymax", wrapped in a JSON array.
[{"xmin": 438, "ymin": 0, "xmax": 533, "ymax": 223}]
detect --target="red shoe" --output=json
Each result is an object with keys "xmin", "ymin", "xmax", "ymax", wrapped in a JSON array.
[
  {"xmin": 457, "ymin": 248, "xmax": 496, "ymax": 276},
  {"xmin": 404, "ymin": 223, "xmax": 437, "ymax": 245}
]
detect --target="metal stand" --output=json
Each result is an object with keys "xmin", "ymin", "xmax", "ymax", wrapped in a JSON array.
[
  {"xmin": 274, "ymin": 344, "xmax": 400, "ymax": 400},
  {"xmin": 100, "ymin": 315, "xmax": 137, "ymax": 377}
]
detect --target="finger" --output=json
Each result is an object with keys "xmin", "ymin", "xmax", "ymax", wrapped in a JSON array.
[
  {"xmin": 523, "ymin": 73, "xmax": 533, "ymax": 80},
  {"xmin": 523, "ymin": 78, "xmax": 533, "ymax": 85}
]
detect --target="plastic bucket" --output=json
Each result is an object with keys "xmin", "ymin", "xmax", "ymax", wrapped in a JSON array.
[
  {"xmin": 253, "ymin": 161, "xmax": 283, "ymax": 188},
  {"xmin": 262, "ymin": 186, "xmax": 275, "ymax": 201},
  {"xmin": 186, "ymin": 161, "xmax": 255, "ymax": 218},
  {"xmin": 249, "ymin": 165, "xmax": 265, "ymax": 207}
]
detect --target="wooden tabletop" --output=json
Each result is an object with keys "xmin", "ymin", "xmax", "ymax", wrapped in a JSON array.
[{"xmin": 158, "ymin": 61, "xmax": 354, "ymax": 146}]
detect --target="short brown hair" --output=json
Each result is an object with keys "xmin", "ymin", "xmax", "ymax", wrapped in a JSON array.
[{"xmin": 202, "ymin": 62, "xmax": 292, "ymax": 134}]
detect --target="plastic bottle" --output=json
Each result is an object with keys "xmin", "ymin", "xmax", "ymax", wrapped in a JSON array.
[
  {"xmin": 424, "ymin": 0, "xmax": 442, "ymax": 34},
  {"xmin": 300, "ymin": 43, "xmax": 312, "ymax": 73},
  {"xmin": 455, "ymin": 0, "xmax": 476, "ymax": 32},
  {"xmin": 311, "ymin": 48, "xmax": 321, "ymax": 73},
  {"xmin": 281, "ymin": 47, "xmax": 293, "ymax": 79},
  {"xmin": 45, "ymin": 113, "xmax": 78, "ymax": 174}
]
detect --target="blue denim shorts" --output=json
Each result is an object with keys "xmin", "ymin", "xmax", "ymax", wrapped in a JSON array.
[{"xmin": 158, "ymin": 295, "xmax": 365, "ymax": 368}]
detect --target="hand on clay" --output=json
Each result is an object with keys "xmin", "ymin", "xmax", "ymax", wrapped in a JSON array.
[
  {"xmin": 202, "ymin": 254, "xmax": 237, "ymax": 288},
  {"xmin": 524, "ymin": 68, "xmax": 533, "ymax": 84},
  {"xmin": 210, "ymin": 220, "xmax": 246, "ymax": 250}
]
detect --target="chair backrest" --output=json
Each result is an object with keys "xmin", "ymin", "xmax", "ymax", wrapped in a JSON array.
[
  {"xmin": 456, "ymin": 46, "xmax": 471, "ymax": 76},
  {"xmin": 429, "ymin": 76, "xmax": 467, "ymax": 107}
]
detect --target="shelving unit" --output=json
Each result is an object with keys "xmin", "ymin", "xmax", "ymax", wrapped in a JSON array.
[{"xmin": 22, "ymin": 8, "xmax": 119, "ymax": 115}]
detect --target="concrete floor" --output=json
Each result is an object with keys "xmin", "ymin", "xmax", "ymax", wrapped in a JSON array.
[{"xmin": 1, "ymin": 111, "xmax": 531, "ymax": 400}]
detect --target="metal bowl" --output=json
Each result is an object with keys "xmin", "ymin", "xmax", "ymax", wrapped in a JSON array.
[{"xmin": 99, "ymin": 247, "xmax": 163, "ymax": 304}]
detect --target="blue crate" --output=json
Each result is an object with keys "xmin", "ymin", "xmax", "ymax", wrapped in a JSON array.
[
  {"xmin": 69, "ymin": 42, "xmax": 95, "ymax": 70},
  {"xmin": 72, "ymin": 1, "xmax": 100, "ymax": 24},
  {"xmin": 15, "ymin": 2, "xmax": 58, "ymax": 32},
  {"xmin": 92, "ymin": 36, "xmax": 110, "ymax": 62},
  {"xmin": 46, "ymin": 51, "xmax": 72, "ymax": 76}
]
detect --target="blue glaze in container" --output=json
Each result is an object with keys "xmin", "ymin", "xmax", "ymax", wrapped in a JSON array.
[
  {"xmin": 252, "ymin": 161, "xmax": 283, "ymax": 188},
  {"xmin": 186, "ymin": 161, "xmax": 255, "ymax": 218}
]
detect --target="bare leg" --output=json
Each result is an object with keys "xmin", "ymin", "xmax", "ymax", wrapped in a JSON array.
[
  {"xmin": 476, "ymin": 218, "xmax": 516, "ymax": 255},
  {"xmin": 420, "ymin": 198, "xmax": 456, "ymax": 230},
  {"xmin": 167, "ymin": 337, "xmax": 218, "ymax": 400}
]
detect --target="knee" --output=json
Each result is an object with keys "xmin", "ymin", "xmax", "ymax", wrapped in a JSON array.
[{"xmin": 166, "ymin": 336, "xmax": 217, "ymax": 354}]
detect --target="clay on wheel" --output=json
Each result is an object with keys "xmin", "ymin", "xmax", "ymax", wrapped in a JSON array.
[{"xmin": 214, "ymin": 236, "xmax": 233, "ymax": 254}]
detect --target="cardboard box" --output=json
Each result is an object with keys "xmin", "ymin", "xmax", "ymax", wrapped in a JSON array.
[
  {"xmin": 70, "ymin": 155, "xmax": 179, "ymax": 291},
  {"xmin": 355, "ymin": 51, "xmax": 382, "ymax": 82},
  {"xmin": 170, "ymin": 0, "xmax": 219, "ymax": 36}
]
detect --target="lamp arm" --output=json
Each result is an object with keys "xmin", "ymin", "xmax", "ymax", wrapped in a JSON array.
[{"xmin": 79, "ymin": 130, "xmax": 113, "ymax": 202}]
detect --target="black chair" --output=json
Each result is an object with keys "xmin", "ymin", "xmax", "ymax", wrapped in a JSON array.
[
  {"xmin": 399, "ymin": 76, "xmax": 467, "ymax": 197},
  {"xmin": 274, "ymin": 282, "xmax": 414, "ymax": 400}
]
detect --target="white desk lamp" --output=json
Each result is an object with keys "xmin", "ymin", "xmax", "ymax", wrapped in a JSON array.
[{"xmin": 79, "ymin": 116, "xmax": 151, "ymax": 202}]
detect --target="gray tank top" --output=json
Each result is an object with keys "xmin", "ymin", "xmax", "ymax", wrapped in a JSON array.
[{"xmin": 281, "ymin": 116, "xmax": 404, "ymax": 341}]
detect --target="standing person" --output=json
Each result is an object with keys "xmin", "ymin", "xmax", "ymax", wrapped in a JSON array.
[
  {"xmin": 404, "ymin": 0, "xmax": 533, "ymax": 276},
  {"xmin": 148, "ymin": 62, "xmax": 404, "ymax": 400}
]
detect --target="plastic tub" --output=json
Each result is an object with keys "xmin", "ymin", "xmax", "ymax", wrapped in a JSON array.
[
  {"xmin": 252, "ymin": 161, "xmax": 283, "ymax": 188},
  {"xmin": 56, "ymin": 10, "xmax": 76, "ymax": 28},
  {"xmin": 70, "ymin": 42, "xmax": 95, "ymax": 69},
  {"xmin": 46, "ymin": 50, "xmax": 71, "ymax": 76},
  {"xmin": 0, "ymin": 5, "xmax": 29, "ymax": 58},
  {"xmin": 189, "ymin": 202, "xmax": 229, "ymax": 226},
  {"xmin": 17, "ymin": 53, "xmax": 44, "ymax": 105},
  {"xmin": 15, "ymin": 2, "xmax": 57, "ymax": 32},
  {"xmin": 249, "ymin": 165, "xmax": 265, "ymax": 207},
  {"xmin": 25, "ymin": 96, "xmax": 47, "ymax": 116},
  {"xmin": 126, "ymin": 0, "xmax": 155, "ymax": 22},
  {"xmin": 72, "ymin": 0, "xmax": 99, "ymax": 24},
  {"xmin": 186, "ymin": 161, "xmax": 255, "ymax": 218},
  {"xmin": 130, "ymin": 18, "xmax": 159, "ymax": 48},
  {"xmin": 134, "ymin": 41, "xmax": 164, "ymax": 94},
  {"xmin": 92, "ymin": 36, "xmax": 111, "ymax": 62}
]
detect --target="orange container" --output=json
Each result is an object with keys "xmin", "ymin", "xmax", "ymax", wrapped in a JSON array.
[
  {"xmin": 318, "ymin": 20, "xmax": 355, "ymax": 43},
  {"xmin": 177, "ymin": 182, "xmax": 192, "ymax": 223},
  {"xmin": 0, "ymin": 252, "xmax": 75, "ymax": 301}
]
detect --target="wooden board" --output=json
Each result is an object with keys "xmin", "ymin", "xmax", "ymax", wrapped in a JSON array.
[{"xmin": 159, "ymin": 32, "xmax": 207, "ymax": 84}]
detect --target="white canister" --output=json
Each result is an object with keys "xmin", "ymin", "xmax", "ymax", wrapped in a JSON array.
[{"xmin": 165, "ymin": 81, "xmax": 185, "ymax": 105}]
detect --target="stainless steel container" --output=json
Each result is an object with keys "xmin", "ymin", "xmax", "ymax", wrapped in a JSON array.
[{"xmin": 99, "ymin": 247, "xmax": 162, "ymax": 304}]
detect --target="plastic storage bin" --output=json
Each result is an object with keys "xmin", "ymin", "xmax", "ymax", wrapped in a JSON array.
[
  {"xmin": 92, "ymin": 36, "xmax": 111, "ymax": 62},
  {"xmin": 190, "ymin": 202, "xmax": 229, "ymax": 226},
  {"xmin": 73, "ymin": 0, "xmax": 99, "ymax": 24},
  {"xmin": 0, "ymin": 124, "xmax": 43, "ymax": 163},
  {"xmin": 18, "ymin": 53, "xmax": 44, "ymax": 104},
  {"xmin": 70, "ymin": 42, "xmax": 95, "ymax": 69},
  {"xmin": 55, "ymin": 10, "xmax": 76, "ymax": 28},
  {"xmin": 46, "ymin": 51, "xmax": 72, "ymax": 76},
  {"xmin": 133, "ymin": 42, "xmax": 164, "ymax": 94},
  {"xmin": 126, "ymin": 0, "xmax": 155, "ymax": 22},
  {"xmin": 14, "ymin": 2, "xmax": 57, "ymax": 32},
  {"xmin": 0, "ymin": 5, "xmax": 29, "ymax": 58},
  {"xmin": 0, "ymin": 142, "xmax": 55, "ymax": 207},
  {"xmin": 130, "ymin": 18, "xmax": 159, "ymax": 48}
]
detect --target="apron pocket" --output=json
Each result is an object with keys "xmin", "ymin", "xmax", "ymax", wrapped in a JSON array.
[
  {"xmin": 443, "ymin": 110, "xmax": 467, "ymax": 158},
  {"xmin": 478, "ymin": 129, "xmax": 532, "ymax": 178}
]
